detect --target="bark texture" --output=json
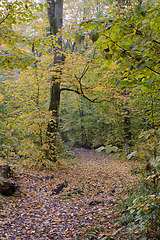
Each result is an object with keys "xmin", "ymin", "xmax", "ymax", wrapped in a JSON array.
[
  {"xmin": 46, "ymin": 0, "xmax": 63, "ymax": 161},
  {"xmin": 0, "ymin": 165, "xmax": 11, "ymax": 178}
]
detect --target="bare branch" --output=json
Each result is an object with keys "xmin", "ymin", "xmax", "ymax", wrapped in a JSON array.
[
  {"xmin": 0, "ymin": 13, "xmax": 10, "ymax": 25},
  {"xmin": 60, "ymin": 50, "xmax": 107, "ymax": 103},
  {"xmin": 74, "ymin": 49, "xmax": 96, "ymax": 96},
  {"xmin": 60, "ymin": 87, "xmax": 105, "ymax": 103}
]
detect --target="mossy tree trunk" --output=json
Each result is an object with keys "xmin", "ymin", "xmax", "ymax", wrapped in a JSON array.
[{"xmin": 46, "ymin": 0, "xmax": 63, "ymax": 161}]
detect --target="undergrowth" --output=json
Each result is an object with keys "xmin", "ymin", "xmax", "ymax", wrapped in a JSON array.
[{"xmin": 117, "ymin": 166, "xmax": 160, "ymax": 239}]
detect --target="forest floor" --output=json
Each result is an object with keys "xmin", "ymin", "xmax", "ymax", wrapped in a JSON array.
[{"xmin": 0, "ymin": 148, "xmax": 139, "ymax": 240}]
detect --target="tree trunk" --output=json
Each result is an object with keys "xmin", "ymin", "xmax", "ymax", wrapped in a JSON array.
[
  {"xmin": 117, "ymin": 0, "xmax": 132, "ymax": 152},
  {"xmin": 46, "ymin": 0, "xmax": 63, "ymax": 161},
  {"xmin": 0, "ymin": 165, "xmax": 11, "ymax": 179},
  {"xmin": 0, "ymin": 165, "xmax": 16, "ymax": 196},
  {"xmin": 123, "ymin": 108, "xmax": 131, "ymax": 152}
]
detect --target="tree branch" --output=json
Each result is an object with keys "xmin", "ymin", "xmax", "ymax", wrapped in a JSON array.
[
  {"xmin": 74, "ymin": 50, "xmax": 96, "ymax": 96},
  {"xmin": 0, "ymin": 13, "xmax": 10, "ymax": 25},
  {"xmin": 60, "ymin": 87, "xmax": 96, "ymax": 102},
  {"xmin": 60, "ymin": 87, "xmax": 106, "ymax": 103},
  {"xmin": 108, "ymin": 36, "xmax": 160, "ymax": 75},
  {"xmin": 60, "ymin": 50, "xmax": 107, "ymax": 103},
  {"xmin": 153, "ymin": 40, "xmax": 160, "ymax": 45}
]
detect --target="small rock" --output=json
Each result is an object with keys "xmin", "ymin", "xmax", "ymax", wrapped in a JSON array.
[{"xmin": 95, "ymin": 146, "xmax": 106, "ymax": 153}]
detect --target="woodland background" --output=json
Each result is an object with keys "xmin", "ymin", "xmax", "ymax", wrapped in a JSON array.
[{"xmin": 0, "ymin": 0, "xmax": 160, "ymax": 239}]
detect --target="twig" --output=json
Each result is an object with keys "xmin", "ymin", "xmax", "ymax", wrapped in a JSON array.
[{"xmin": 0, "ymin": 13, "xmax": 10, "ymax": 25}]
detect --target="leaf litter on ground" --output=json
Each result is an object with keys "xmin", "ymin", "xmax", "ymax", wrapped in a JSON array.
[{"xmin": 0, "ymin": 148, "xmax": 138, "ymax": 239}]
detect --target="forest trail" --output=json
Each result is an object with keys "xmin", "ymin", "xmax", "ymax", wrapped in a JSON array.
[{"xmin": 0, "ymin": 149, "xmax": 137, "ymax": 239}]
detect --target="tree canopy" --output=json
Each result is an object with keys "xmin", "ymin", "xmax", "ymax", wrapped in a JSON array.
[{"xmin": 0, "ymin": 0, "xmax": 159, "ymax": 238}]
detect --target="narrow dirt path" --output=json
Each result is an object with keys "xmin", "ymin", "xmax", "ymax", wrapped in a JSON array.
[{"xmin": 0, "ymin": 149, "xmax": 136, "ymax": 239}]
